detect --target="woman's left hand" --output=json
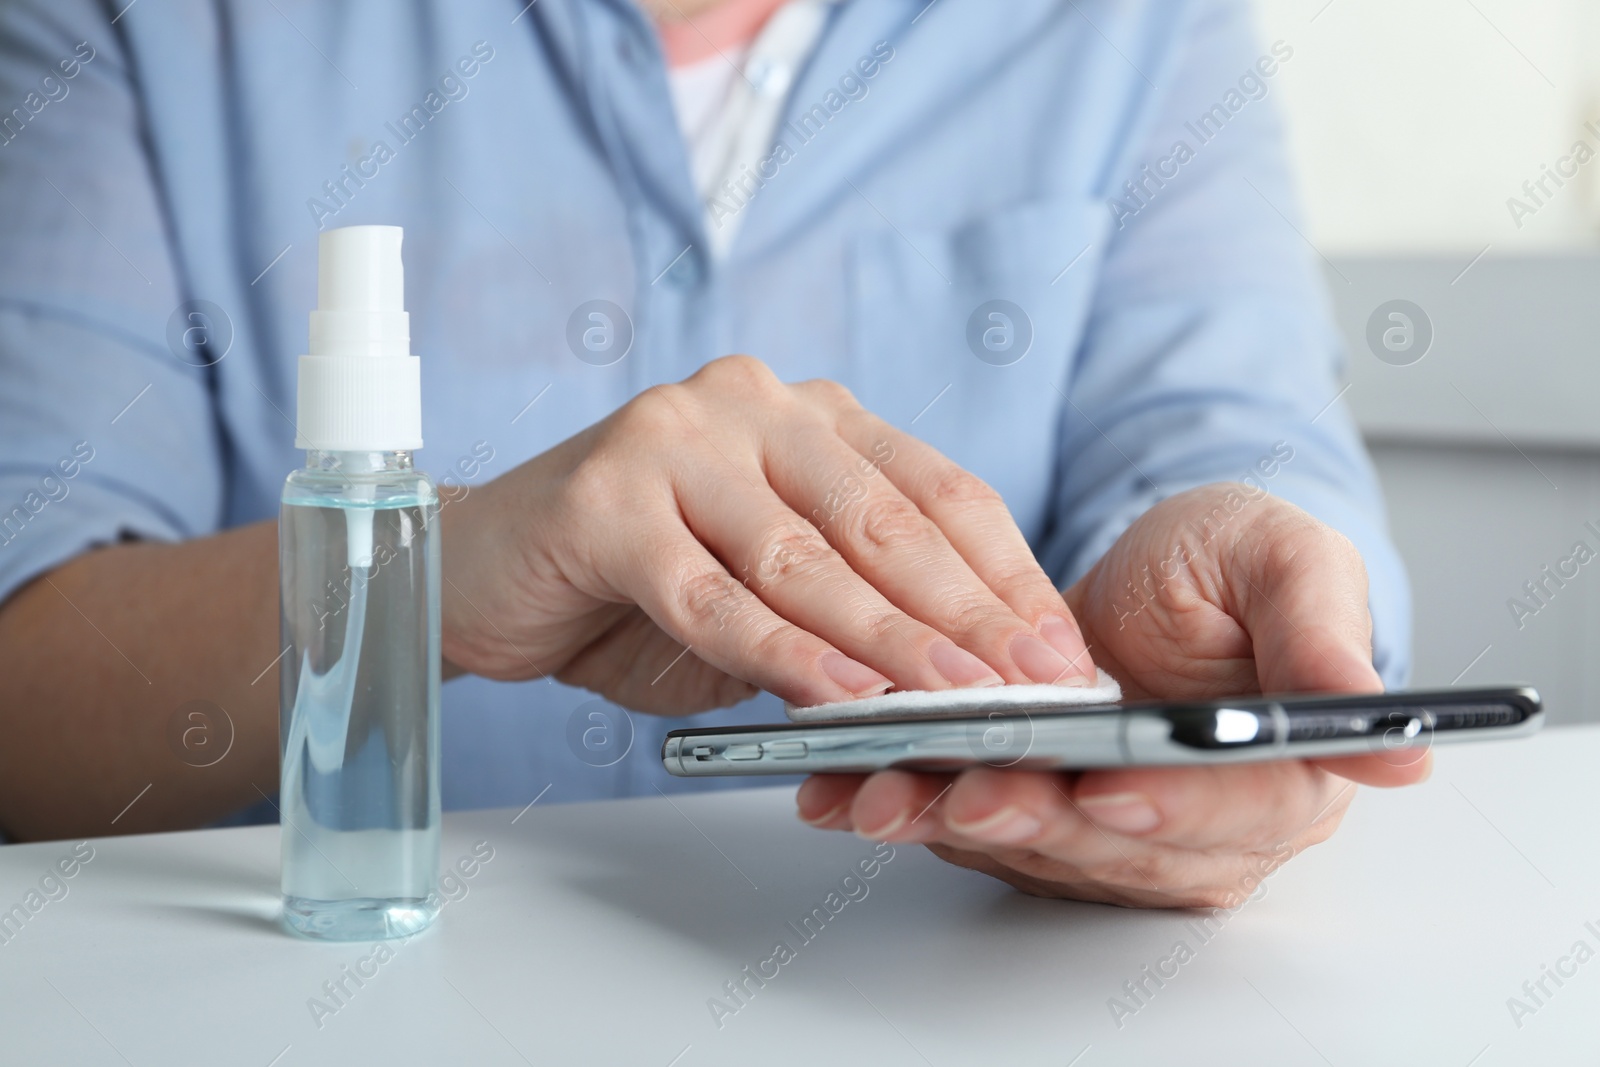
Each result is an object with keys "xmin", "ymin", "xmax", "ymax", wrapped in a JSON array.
[{"xmin": 795, "ymin": 485, "xmax": 1431, "ymax": 908}]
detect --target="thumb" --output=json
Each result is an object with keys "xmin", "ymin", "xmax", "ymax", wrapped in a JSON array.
[
  {"xmin": 1229, "ymin": 507, "xmax": 1381, "ymax": 696},
  {"xmin": 1228, "ymin": 506, "xmax": 1432, "ymax": 787}
]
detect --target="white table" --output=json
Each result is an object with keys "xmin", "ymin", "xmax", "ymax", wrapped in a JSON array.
[{"xmin": 3, "ymin": 726, "xmax": 1597, "ymax": 1066}]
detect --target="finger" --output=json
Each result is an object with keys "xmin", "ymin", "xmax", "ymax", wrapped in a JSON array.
[
  {"xmin": 555, "ymin": 607, "xmax": 759, "ymax": 715},
  {"xmin": 611, "ymin": 527, "xmax": 893, "ymax": 707},
  {"xmin": 1228, "ymin": 510, "xmax": 1381, "ymax": 695},
  {"xmin": 848, "ymin": 769, "xmax": 957, "ymax": 843},
  {"xmin": 1065, "ymin": 761, "xmax": 1350, "ymax": 850},
  {"xmin": 936, "ymin": 770, "xmax": 1300, "ymax": 907},
  {"xmin": 764, "ymin": 423, "xmax": 1085, "ymax": 687},
  {"xmin": 830, "ymin": 404, "xmax": 1097, "ymax": 685},
  {"xmin": 1312, "ymin": 748, "xmax": 1433, "ymax": 788},
  {"xmin": 678, "ymin": 475, "xmax": 1003, "ymax": 693},
  {"xmin": 936, "ymin": 768, "xmax": 1140, "ymax": 870},
  {"xmin": 764, "ymin": 428, "xmax": 1075, "ymax": 687},
  {"xmin": 934, "ymin": 763, "xmax": 1348, "ymax": 854},
  {"xmin": 796, "ymin": 774, "xmax": 865, "ymax": 830}
]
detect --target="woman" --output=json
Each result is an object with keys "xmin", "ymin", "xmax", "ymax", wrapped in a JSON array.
[{"xmin": 0, "ymin": 0, "xmax": 1419, "ymax": 906}]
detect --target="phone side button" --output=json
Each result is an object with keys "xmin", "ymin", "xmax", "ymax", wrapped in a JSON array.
[
  {"xmin": 765, "ymin": 741, "xmax": 809, "ymax": 760},
  {"xmin": 725, "ymin": 744, "xmax": 763, "ymax": 761}
]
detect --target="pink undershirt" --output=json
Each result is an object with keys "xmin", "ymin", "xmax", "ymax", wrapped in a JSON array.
[
  {"xmin": 653, "ymin": 0, "xmax": 793, "ymax": 67},
  {"xmin": 654, "ymin": 0, "xmax": 789, "ymax": 152},
  {"xmin": 649, "ymin": 0, "xmax": 825, "ymax": 252},
  {"xmin": 651, "ymin": 0, "xmax": 828, "ymax": 254}
]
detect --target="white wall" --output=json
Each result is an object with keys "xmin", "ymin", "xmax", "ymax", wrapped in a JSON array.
[
  {"xmin": 1252, "ymin": 0, "xmax": 1600, "ymax": 252},
  {"xmin": 1251, "ymin": 2, "xmax": 1600, "ymax": 722},
  {"xmin": 1232, "ymin": 4, "xmax": 1600, "ymax": 719}
]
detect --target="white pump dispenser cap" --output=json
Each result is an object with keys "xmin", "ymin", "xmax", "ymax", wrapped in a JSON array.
[{"xmin": 294, "ymin": 225, "xmax": 423, "ymax": 451}]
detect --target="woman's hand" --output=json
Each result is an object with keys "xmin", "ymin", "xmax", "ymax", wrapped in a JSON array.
[
  {"xmin": 796, "ymin": 485, "xmax": 1431, "ymax": 908},
  {"xmin": 440, "ymin": 355, "xmax": 1097, "ymax": 714}
]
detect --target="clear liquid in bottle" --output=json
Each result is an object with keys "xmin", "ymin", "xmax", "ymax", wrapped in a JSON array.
[{"xmin": 278, "ymin": 453, "xmax": 440, "ymax": 940}]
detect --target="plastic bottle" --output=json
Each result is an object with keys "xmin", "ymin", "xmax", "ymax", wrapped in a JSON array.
[{"xmin": 278, "ymin": 225, "xmax": 441, "ymax": 941}]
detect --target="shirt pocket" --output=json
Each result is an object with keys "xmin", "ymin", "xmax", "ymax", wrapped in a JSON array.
[{"xmin": 845, "ymin": 195, "xmax": 1112, "ymax": 521}]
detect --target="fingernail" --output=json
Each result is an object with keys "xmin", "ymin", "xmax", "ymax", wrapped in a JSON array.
[
  {"xmin": 1009, "ymin": 632, "xmax": 1078, "ymax": 685},
  {"xmin": 1077, "ymin": 792, "xmax": 1161, "ymax": 834},
  {"xmin": 855, "ymin": 810, "xmax": 907, "ymax": 841},
  {"xmin": 800, "ymin": 801, "xmax": 848, "ymax": 828},
  {"xmin": 795, "ymin": 777, "xmax": 832, "ymax": 822},
  {"xmin": 819, "ymin": 651, "xmax": 893, "ymax": 698},
  {"xmin": 947, "ymin": 805, "xmax": 1043, "ymax": 844},
  {"xmin": 1039, "ymin": 615, "xmax": 1096, "ymax": 685},
  {"xmin": 928, "ymin": 641, "xmax": 1004, "ymax": 688}
]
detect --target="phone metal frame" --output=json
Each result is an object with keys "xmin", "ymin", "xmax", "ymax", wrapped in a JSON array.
[{"xmin": 662, "ymin": 687, "xmax": 1543, "ymax": 777}]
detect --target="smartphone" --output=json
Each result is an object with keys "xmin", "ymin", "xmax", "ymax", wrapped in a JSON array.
[{"xmin": 661, "ymin": 686, "xmax": 1542, "ymax": 777}]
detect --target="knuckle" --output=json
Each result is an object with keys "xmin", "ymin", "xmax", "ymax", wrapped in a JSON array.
[
  {"xmin": 696, "ymin": 354, "xmax": 779, "ymax": 392},
  {"xmin": 862, "ymin": 607, "xmax": 917, "ymax": 645},
  {"xmin": 750, "ymin": 523, "xmax": 838, "ymax": 585},
  {"xmin": 852, "ymin": 496, "xmax": 935, "ymax": 552},
  {"xmin": 678, "ymin": 568, "xmax": 750, "ymax": 632},
  {"xmin": 1262, "ymin": 511, "xmax": 1367, "ymax": 584},
  {"xmin": 944, "ymin": 595, "xmax": 1009, "ymax": 638},
  {"xmin": 796, "ymin": 377, "xmax": 859, "ymax": 410},
  {"xmin": 927, "ymin": 467, "xmax": 1003, "ymax": 510},
  {"xmin": 987, "ymin": 561, "xmax": 1055, "ymax": 602}
]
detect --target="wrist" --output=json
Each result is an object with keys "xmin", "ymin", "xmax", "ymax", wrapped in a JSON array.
[{"xmin": 437, "ymin": 472, "xmax": 526, "ymax": 678}]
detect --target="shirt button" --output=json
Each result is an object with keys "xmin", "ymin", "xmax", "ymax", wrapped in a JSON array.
[{"xmin": 664, "ymin": 251, "xmax": 703, "ymax": 288}]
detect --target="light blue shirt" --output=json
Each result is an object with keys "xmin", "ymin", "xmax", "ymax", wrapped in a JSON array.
[{"xmin": 0, "ymin": 0, "xmax": 1407, "ymax": 818}]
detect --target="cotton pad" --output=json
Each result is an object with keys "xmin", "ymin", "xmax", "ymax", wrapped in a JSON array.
[{"xmin": 786, "ymin": 667, "xmax": 1123, "ymax": 722}]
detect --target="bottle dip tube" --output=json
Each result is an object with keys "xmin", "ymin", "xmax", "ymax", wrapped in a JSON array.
[{"xmin": 278, "ymin": 226, "xmax": 441, "ymax": 940}]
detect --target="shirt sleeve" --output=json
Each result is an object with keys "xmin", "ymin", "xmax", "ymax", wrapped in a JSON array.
[
  {"xmin": 1036, "ymin": 0, "xmax": 1411, "ymax": 686},
  {"xmin": 0, "ymin": 0, "xmax": 224, "ymax": 607}
]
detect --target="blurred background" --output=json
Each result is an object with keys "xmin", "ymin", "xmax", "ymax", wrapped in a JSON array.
[{"xmin": 1253, "ymin": 0, "xmax": 1599, "ymax": 721}]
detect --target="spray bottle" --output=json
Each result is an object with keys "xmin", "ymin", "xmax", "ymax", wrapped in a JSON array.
[{"xmin": 278, "ymin": 225, "xmax": 441, "ymax": 940}]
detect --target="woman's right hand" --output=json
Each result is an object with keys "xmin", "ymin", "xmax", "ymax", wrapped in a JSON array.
[{"xmin": 439, "ymin": 355, "xmax": 1098, "ymax": 714}]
